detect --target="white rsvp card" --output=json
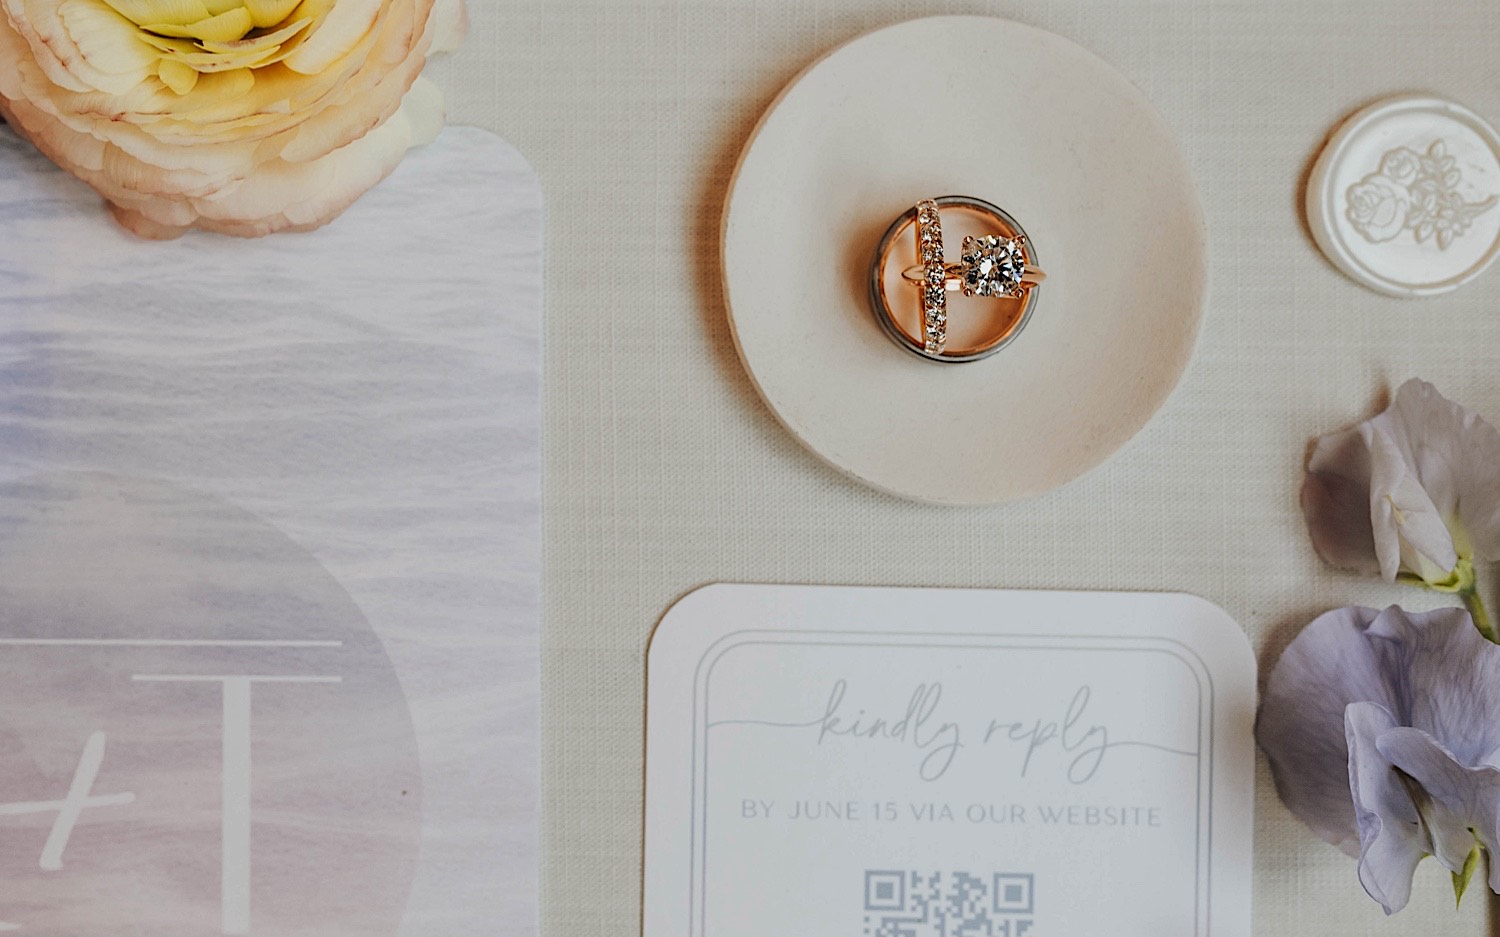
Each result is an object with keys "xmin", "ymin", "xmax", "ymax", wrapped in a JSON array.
[{"xmin": 644, "ymin": 585, "xmax": 1255, "ymax": 937}]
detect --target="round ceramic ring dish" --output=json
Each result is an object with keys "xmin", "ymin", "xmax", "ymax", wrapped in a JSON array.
[
  {"xmin": 1307, "ymin": 94, "xmax": 1500, "ymax": 298},
  {"xmin": 722, "ymin": 15, "xmax": 1207, "ymax": 505},
  {"xmin": 872, "ymin": 196, "xmax": 1044, "ymax": 363}
]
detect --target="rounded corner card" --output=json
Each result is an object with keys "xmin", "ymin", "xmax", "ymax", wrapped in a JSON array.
[{"xmin": 644, "ymin": 585, "xmax": 1255, "ymax": 937}]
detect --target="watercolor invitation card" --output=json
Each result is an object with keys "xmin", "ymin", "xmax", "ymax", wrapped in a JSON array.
[{"xmin": 0, "ymin": 126, "xmax": 541, "ymax": 936}]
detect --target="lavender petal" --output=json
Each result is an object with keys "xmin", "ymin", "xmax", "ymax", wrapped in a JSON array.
[
  {"xmin": 1378, "ymin": 726, "xmax": 1500, "ymax": 894},
  {"xmin": 1258, "ymin": 606, "xmax": 1398, "ymax": 854},
  {"xmin": 1345, "ymin": 702, "xmax": 1426, "ymax": 914}
]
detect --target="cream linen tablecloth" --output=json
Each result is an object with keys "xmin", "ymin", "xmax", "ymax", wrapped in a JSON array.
[{"xmin": 430, "ymin": 2, "xmax": 1500, "ymax": 933}]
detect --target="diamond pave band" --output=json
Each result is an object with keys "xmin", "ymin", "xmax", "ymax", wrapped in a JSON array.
[{"xmin": 915, "ymin": 199, "xmax": 947, "ymax": 354}]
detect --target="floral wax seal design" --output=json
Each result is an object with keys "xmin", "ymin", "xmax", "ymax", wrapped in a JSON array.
[
  {"xmin": 1308, "ymin": 95, "xmax": 1500, "ymax": 297},
  {"xmin": 0, "ymin": 0, "xmax": 467, "ymax": 238},
  {"xmin": 1346, "ymin": 141, "xmax": 1498, "ymax": 249}
]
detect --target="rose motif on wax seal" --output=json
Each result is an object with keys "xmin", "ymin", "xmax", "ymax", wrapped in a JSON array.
[
  {"xmin": 1346, "ymin": 140, "xmax": 1499, "ymax": 250},
  {"xmin": 1347, "ymin": 175, "xmax": 1412, "ymax": 243},
  {"xmin": 1379, "ymin": 147, "xmax": 1422, "ymax": 186}
]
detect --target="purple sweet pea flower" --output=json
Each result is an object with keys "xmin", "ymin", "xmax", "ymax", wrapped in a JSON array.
[
  {"xmin": 1258, "ymin": 604, "xmax": 1500, "ymax": 914},
  {"xmin": 1302, "ymin": 379, "xmax": 1500, "ymax": 593}
]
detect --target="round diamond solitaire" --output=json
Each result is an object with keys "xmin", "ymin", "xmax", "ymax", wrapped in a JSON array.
[{"xmin": 960, "ymin": 235, "xmax": 1028, "ymax": 298}]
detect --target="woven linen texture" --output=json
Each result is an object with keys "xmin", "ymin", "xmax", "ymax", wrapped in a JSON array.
[{"xmin": 434, "ymin": 1, "xmax": 1500, "ymax": 933}]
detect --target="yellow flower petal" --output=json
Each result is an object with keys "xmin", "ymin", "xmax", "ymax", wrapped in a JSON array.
[
  {"xmin": 286, "ymin": 0, "xmax": 334, "ymax": 25},
  {"xmin": 100, "ymin": 0, "xmax": 211, "ymax": 28},
  {"xmin": 192, "ymin": 64, "xmax": 254, "ymax": 98},
  {"xmin": 138, "ymin": 65, "xmax": 253, "ymax": 114},
  {"xmin": 160, "ymin": 43, "xmax": 282, "ymax": 71},
  {"xmin": 136, "ymin": 31, "xmax": 197, "ymax": 53},
  {"xmin": 280, "ymin": 0, "xmax": 379, "ymax": 74},
  {"xmin": 249, "ymin": 15, "xmax": 317, "ymax": 62},
  {"xmin": 57, "ymin": 0, "xmax": 157, "ymax": 91},
  {"xmin": 243, "ymin": 0, "xmax": 301, "ymax": 29},
  {"xmin": 156, "ymin": 57, "xmax": 198, "ymax": 94},
  {"xmin": 195, "ymin": 15, "xmax": 308, "ymax": 53},
  {"xmin": 142, "ymin": 5, "xmax": 253, "ymax": 42}
]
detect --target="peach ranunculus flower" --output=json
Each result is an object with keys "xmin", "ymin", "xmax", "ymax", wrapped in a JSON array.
[{"xmin": 0, "ymin": 0, "xmax": 466, "ymax": 237}]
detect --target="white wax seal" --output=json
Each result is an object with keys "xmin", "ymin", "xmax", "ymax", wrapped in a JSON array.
[{"xmin": 1308, "ymin": 94, "xmax": 1500, "ymax": 297}]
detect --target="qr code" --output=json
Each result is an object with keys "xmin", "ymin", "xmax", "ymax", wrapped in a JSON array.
[{"xmin": 863, "ymin": 870, "xmax": 1035, "ymax": 937}]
